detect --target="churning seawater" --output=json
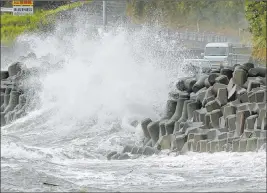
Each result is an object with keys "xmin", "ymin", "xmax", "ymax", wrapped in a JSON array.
[{"xmin": 1, "ymin": 11, "xmax": 266, "ymax": 192}]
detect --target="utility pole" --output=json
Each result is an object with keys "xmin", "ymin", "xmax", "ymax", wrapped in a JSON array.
[{"xmin": 103, "ymin": 1, "xmax": 107, "ymax": 27}]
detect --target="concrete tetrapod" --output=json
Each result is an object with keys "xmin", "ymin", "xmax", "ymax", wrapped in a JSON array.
[
  {"xmin": 204, "ymin": 77, "xmax": 211, "ymax": 88},
  {"xmin": 205, "ymin": 100, "xmax": 221, "ymax": 113},
  {"xmin": 165, "ymin": 97, "xmax": 189, "ymax": 134},
  {"xmin": 0, "ymin": 94, "xmax": 4, "ymax": 106},
  {"xmin": 141, "ymin": 118, "xmax": 152, "ymax": 139},
  {"xmin": 1, "ymin": 112, "xmax": 6, "ymax": 126},
  {"xmin": 187, "ymin": 101, "xmax": 200, "ymax": 120},
  {"xmin": 241, "ymin": 62, "xmax": 254, "ymax": 72},
  {"xmin": 233, "ymin": 68, "xmax": 248, "ymax": 86},
  {"xmin": 202, "ymin": 87, "xmax": 214, "ymax": 107},
  {"xmin": 216, "ymin": 88, "xmax": 228, "ymax": 106},
  {"xmin": 235, "ymin": 110, "xmax": 251, "ymax": 137},
  {"xmin": 170, "ymin": 97, "xmax": 188, "ymax": 121},
  {"xmin": 107, "ymin": 151, "xmax": 117, "ymax": 160},
  {"xmin": 215, "ymin": 75, "xmax": 229, "ymax": 85},
  {"xmin": 179, "ymin": 99, "xmax": 194, "ymax": 122},
  {"xmin": 176, "ymin": 77, "xmax": 188, "ymax": 91},
  {"xmin": 184, "ymin": 78, "xmax": 197, "ymax": 93},
  {"xmin": 160, "ymin": 100, "xmax": 177, "ymax": 120},
  {"xmin": 210, "ymin": 109, "xmax": 223, "ymax": 128},
  {"xmin": 192, "ymin": 75, "xmax": 209, "ymax": 93},
  {"xmin": 3, "ymin": 91, "xmax": 20, "ymax": 114},
  {"xmin": 247, "ymin": 80, "xmax": 261, "ymax": 92},
  {"xmin": 248, "ymin": 67, "xmax": 266, "ymax": 77},
  {"xmin": 1, "ymin": 71, "xmax": 9, "ymax": 80},
  {"xmin": 220, "ymin": 68, "xmax": 233, "ymax": 80},
  {"xmin": 1, "ymin": 87, "xmax": 12, "ymax": 112},
  {"xmin": 147, "ymin": 121, "xmax": 160, "ymax": 146},
  {"xmin": 8, "ymin": 62, "xmax": 25, "ymax": 77},
  {"xmin": 208, "ymin": 73, "xmax": 220, "ymax": 86},
  {"xmin": 236, "ymin": 88, "xmax": 249, "ymax": 103}
]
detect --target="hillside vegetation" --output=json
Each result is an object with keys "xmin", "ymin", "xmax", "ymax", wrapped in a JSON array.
[
  {"xmin": 126, "ymin": 0, "xmax": 266, "ymax": 63},
  {"xmin": 245, "ymin": 0, "xmax": 266, "ymax": 63},
  {"xmin": 1, "ymin": 1, "xmax": 91, "ymax": 45}
]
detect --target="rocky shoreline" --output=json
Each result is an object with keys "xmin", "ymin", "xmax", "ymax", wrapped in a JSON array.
[
  {"xmin": 1, "ymin": 61, "xmax": 266, "ymax": 160},
  {"xmin": 108, "ymin": 63, "xmax": 266, "ymax": 160}
]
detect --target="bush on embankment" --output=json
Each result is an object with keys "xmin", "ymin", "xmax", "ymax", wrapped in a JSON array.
[
  {"xmin": 245, "ymin": 0, "xmax": 266, "ymax": 64},
  {"xmin": 126, "ymin": 0, "xmax": 266, "ymax": 64},
  {"xmin": 1, "ymin": 1, "xmax": 91, "ymax": 45}
]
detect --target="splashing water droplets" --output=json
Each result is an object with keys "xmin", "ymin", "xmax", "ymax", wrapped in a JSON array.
[{"xmin": 1, "ymin": 13, "xmax": 188, "ymax": 156}]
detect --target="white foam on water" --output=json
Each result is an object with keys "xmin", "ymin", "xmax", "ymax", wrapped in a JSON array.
[{"xmin": 1, "ymin": 9, "xmax": 266, "ymax": 192}]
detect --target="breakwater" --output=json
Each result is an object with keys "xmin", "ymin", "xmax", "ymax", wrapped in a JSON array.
[
  {"xmin": 108, "ymin": 63, "xmax": 266, "ymax": 160},
  {"xmin": 1, "ymin": 58, "xmax": 266, "ymax": 160}
]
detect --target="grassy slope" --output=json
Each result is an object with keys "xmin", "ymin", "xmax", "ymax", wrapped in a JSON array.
[{"xmin": 1, "ymin": 1, "xmax": 91, "ymax": 45}]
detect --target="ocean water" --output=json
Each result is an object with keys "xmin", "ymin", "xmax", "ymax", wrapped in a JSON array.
[{"xmin": 1, "ymin": 10, "xmax": 266, "ymax": 192}]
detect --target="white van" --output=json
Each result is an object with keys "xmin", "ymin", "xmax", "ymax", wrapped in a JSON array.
[
  {"xmin": 201, "ymin": 42, "xmax": 233, "ymax": 68},
  {"xmin": 201, "ymin": 42, "xmax": 251, "ymax": 68}
]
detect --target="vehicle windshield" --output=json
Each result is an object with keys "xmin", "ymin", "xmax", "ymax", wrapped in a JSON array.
[{"xmin": 205, "ymin": 47, "xmax": 227, "ymax": 56}]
